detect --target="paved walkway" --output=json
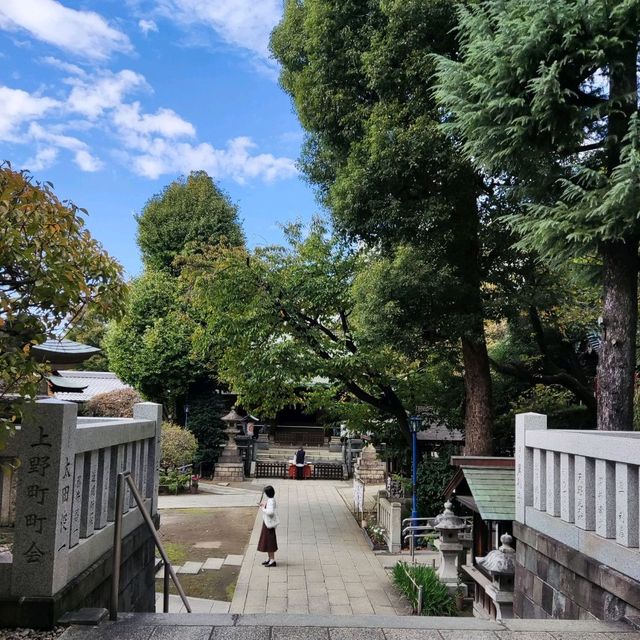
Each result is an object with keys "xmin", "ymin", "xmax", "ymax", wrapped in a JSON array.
[{"xmin": 230, "ymin": 480, "xmax": 409, "ymax": 615}]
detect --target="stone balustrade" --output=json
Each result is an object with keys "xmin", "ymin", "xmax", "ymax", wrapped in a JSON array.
[
  {"xmin": 377, "ymin": 495, "xmax": 402, "ymax": 552},
  {"xmin": 0, "ymin": 399, "xmax": 162, "ymax": 600},
  {"xmin": 516, "ymin": 412, "xmax": 640, "ymax": 582}
]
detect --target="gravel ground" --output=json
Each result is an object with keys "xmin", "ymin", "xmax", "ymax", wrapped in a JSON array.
[{"xmin": 0, "ymin": 628, "xmax": 65, "ymax": 640}]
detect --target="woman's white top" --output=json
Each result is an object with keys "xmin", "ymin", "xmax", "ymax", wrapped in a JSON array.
[{"xmin": 262, "ymin": 497, "xmax": 280, "ymax": 529}]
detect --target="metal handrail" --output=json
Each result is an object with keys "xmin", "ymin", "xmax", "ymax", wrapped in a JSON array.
[{"xmin": 110, "ymin": 471, "xmax": 191, "ymax": 620}]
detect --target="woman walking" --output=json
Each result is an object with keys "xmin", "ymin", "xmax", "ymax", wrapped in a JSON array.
[{"xmin": 258, "ymin": 485, "xmax": 279, "ymax": 567}]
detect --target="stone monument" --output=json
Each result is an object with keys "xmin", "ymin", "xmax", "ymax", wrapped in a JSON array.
[
  {"xmin": 353, "ymin": 443, "xmax": 386, "ymax": 484},
  {"xmin": 214, "ymin": 409, "xmax": 245, "ymax": 482}
]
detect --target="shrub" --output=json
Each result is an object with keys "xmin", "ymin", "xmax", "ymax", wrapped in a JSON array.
[
  {"xmin": 185, "ymin": 391, "xmax": 226, "ymax": 474},
  {"xmin": 161, "ymin": 422, "xmax": 198, "ymax": 469},
  {"xmin": 159, "ymin": 468, "xmax": 191, "ymax": 493},
  {"xmin": 416, "ymin": 444, "xmax": 458, "ymax": 517},
  {"xmin": 85, "ymin": 388, "xmax": 143, "ymax": 417},
  {"xmin": 392, "ymin": 562, "xmax": 456, "ymax": 616}
]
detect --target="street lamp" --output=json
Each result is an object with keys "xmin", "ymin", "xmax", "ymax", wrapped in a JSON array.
[
  {"xmin": 409, "ymin": 415, "xmax": 423, "ymax": 522},
  {"xmin": 184, "ymin": 404, "xmax": 190, "ymax": 429}
]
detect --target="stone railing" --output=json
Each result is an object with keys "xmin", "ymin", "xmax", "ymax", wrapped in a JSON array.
[
  {"xmin": 0, "ymin": 398, "xmax": 161, "ymax": 599},
  {"xmin": 377, "ymin": 495, "xmax": 401, "ymax": 552},
  {"xmin": 516, "ymin": 412, "xmax": 640, "ymax": 581}
]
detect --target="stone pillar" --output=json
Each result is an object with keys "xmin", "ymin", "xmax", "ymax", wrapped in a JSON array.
[
  {"xmin": 133, "ymin": 402, "xmax": 163, "ymax": 516},
  {"xmin": 353, "ymin": 444, "xmax": 386, "ymax": 485},
  {"xmin": 434, "ymin": 500, "xmax": 466, "ymax": 596},
  {"xmin": 515, "ymin": 412, "xmax": 547, "ymax": 524},
  {"xmin": 12, "ymin": 399, "xmax": 76, "ymax": 597},
  {"xmin": 389, "ymin": 501, "xmax": 402, "ymax": 553}
]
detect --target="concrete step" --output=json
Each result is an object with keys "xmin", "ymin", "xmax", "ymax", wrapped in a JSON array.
[{"xmin": 64, "ymin": 612, "xmax": 635, "ymax": 636}]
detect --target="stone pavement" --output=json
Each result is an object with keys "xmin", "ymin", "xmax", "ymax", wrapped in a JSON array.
[
  {"xmin": 230, "ymin": 480, "xmax": 410, "ymax": 615},
  {"xmin": 60, "ymin": 611, "xmax": 636, "ymax": 640}
]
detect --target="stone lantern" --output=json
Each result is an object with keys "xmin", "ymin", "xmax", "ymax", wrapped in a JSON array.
[
  {"xmin": 434, "ymin": 500, "xmax": 467, "ymax": 595},
  {"xmin": 353, "ymin": 443, "xmax": 386, "ymax": 485},
  {"xmin": 475, "ymin": 533, "xmax": 516, "ymax": 619},
  {"xmin": 213, "ymin": 408, "xmax": 245, "ymax": 482}
]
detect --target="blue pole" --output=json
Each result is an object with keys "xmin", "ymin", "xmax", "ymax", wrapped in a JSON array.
[{"xmin": 411, "ymin": 428, "xmax": 418, "ymax": 521}]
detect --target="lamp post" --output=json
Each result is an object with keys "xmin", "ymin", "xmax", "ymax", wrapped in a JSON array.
[
  {"xmin": 409, "ymin": 414, "xmax": 423, "ymax": 522},
  {"xmin": 184, "ymin": 404, "xmax": 190, "ymax": 429}
]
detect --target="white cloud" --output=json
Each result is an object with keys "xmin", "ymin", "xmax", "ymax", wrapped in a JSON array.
[
  {"xmin": 161, "ymin": 0, "xmax": 281, "ymax": 61},
  {"xmin": 25, "ymin": 146, "xmax": 58, "ymax": 171},
  {"xmin": 113, "ymin": 102, "xmax": 195, "ymax": 139},
  {"xmin": 127, "ymin": 135, "xmax": 297, "ymax": 183},
  {"xmin": 139, "ymin": 19, "xmax": 158, "ymax": 35},
  {"xmin": 40, "ymin": 56, "xmax": 86, "ymax": 77},
  {"xmin": 0, "ymin": 0, "xmax": 132, "ymax": 60},
  {"xmin": 29, "ymin": 122, "xmax": 103, "ymax": 172},
  {"xmin": 0, "ymin": 86, "xmax": 59, "ymax": 141},
  {"xmin": 66, "ymin": 70, "xmax": 148, "ymax": 119}
]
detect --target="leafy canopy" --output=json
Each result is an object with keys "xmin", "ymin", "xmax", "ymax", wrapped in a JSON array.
[
  {"xmin": 136, "ymin": 170, "xmax": 244, "ymax": 273},
  {"xmin": 0, "ymin": 166, "xmax": 124, "ymax": 431}
]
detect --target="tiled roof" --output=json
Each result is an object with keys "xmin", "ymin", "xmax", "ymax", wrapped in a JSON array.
[{"xmin": 52, "ymin": 370, "xmax": 133, "ymax": 402}]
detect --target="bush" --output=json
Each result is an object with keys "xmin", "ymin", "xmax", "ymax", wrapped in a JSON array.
[
  {"xmin": 416, "ymin": 444, "xmax": 458, "ymax": 517},
  {"xmin": 85, "ymin": 388, "xmax": 143, "ymax": 417},
  {"xmin": 392, "ymin": 562, "xmax": 456, "ymax": 616},
  {"xmin": 185, "ymin": 391, "xmax": 226, "ymax": 474},
  {"xmin": 159, "ymin": 468, "xmax": 191, "ymax": 493},
  {"xmin": 161, "ymin": 422, "xmax": 198, "ymax": 469}
]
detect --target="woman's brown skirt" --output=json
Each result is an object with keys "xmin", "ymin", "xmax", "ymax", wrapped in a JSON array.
[{"xmin": 257, "ymin": 523, "xmax": 278, "ymax": 553}]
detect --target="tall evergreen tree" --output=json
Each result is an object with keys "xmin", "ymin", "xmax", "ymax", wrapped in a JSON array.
[{"xmin": 437, "ymin": 0, "xmax": 640, "ymax": 430}]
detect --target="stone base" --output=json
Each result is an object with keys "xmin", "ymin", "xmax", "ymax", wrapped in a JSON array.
[
  {"xmin": 214, "ymin": 463, "xmax": 245, "ymax": 482},
  {"xmin": 0, "ymin": 516, "xmax": 157, "ymax": 629},
  {"xmin": 514, "ymin": 521, "xmax": 640, "ymax": 620},
  {"xmin": 355, "ymin": 470, "xmax": 386, "ymax": 484}
]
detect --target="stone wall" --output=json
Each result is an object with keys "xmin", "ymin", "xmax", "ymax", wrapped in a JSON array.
[
  {"xmin": 0, "ymin": 516, "xmax": 158, "ymax": 628},
  {"xmin": 514, "ymin": 521, "xmax": 640, "ymax": 621}
]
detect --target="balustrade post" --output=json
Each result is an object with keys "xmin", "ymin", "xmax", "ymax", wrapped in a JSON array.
[
  {"xmin": 515, "ymin": 413, "xmax": 547, "ymax": 523},
  {"xmin": 595, "ymin": 460, "xmax": 616, "ymax": 539},
  {"xmin": 133, "ymin": 403, "xmax": 163, "ymax": 515},
  {"xmin": 560, "ymin": 453, "xmax": 575, "ymax": 523},
  {"xmin": 615, "ymin": 462, "xmax": 639, "ymax": 547},
  {"xmin": 575, "ymin": 456, "xmax": 595, "ymax": 530},
  {"xmin": 546, "ymin": 451, "xmax": 560, "ymax": 516},
  {"xmin": 11, "ymin": 399, "xmax": 76, "ymax": 597}
]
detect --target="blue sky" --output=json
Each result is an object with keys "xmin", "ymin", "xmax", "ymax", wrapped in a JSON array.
[{"xmin": 0, "ymin": 0, "xmax": 318, "ymax": 277}]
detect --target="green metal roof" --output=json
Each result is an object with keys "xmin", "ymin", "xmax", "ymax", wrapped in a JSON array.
[{"xmin": 462, "ymin": 467, "xmax": 515, "ymax": 521}]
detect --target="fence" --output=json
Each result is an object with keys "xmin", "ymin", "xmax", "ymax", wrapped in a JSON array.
[
  {"xmin": 0, "ymin": 399, "xmax": 162, "ymax": 598},
  {"xmin": 255, "ymin": 460, "xmax": 345, "ymax": 479},
  {"xmin": 377, "ymin": 495, "xmax": 402, "ymax": 552},
  {"xmin": 516, "ymin": 412, "xmax": 640, "ymax": 582}
]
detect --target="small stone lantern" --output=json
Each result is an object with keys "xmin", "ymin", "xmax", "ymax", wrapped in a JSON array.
[
  {"xmin": 475, "ymin": 533, "xmax": 515, "ymax": 619},
  {"xmin": 434, "ymin": 500, "xmax": 467, "ymax": 595},
  {"xmin": 214, "ymin": 408, "xmax": 245, "ymax": 482}
]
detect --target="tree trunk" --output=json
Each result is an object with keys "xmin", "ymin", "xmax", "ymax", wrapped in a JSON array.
[
  {"xmin": 597, "ymin": 238, "xmax": 638, "ymax": 430},
  {"xmin": 462, "ymin": 332, "xmax": 493, "ymax": 455},
  {"xmin": 598, "ymin": 31, "xmax": 639, "ymax": 430},
  {"xmin": 454, "ymin": 177, "xmax": 494, "ymax": 455}
]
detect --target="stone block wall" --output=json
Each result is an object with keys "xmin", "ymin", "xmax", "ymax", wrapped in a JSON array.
[
  {"xmin": 0, "ymin": 516, "xmax": 158, "ymax": 628},
  {"xmin": 514, "ymin": 521, "xmax": 640, "ymax": 621}
]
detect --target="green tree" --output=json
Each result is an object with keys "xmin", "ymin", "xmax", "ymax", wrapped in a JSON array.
[
  {"xmin": 185, "ymin": 220, "xmax": 457, "ymax": 446},
  {"xmin": 271, "ymin": 0, "xmax": 517, "ymax": 454},
  {"xmin": 0, "ymin": 166, "xmax": 124, "ymax": 432},
  {"xmin": 436, "ymin": 0, "xmax": 640, "ymax": 430},
  {"xmin": 137, "ymin": 171, "xmax": 244, "ymax": 273},
  {"xmin": 104, "ymin": 270, "xmax": 201, "ymax": 414}
]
